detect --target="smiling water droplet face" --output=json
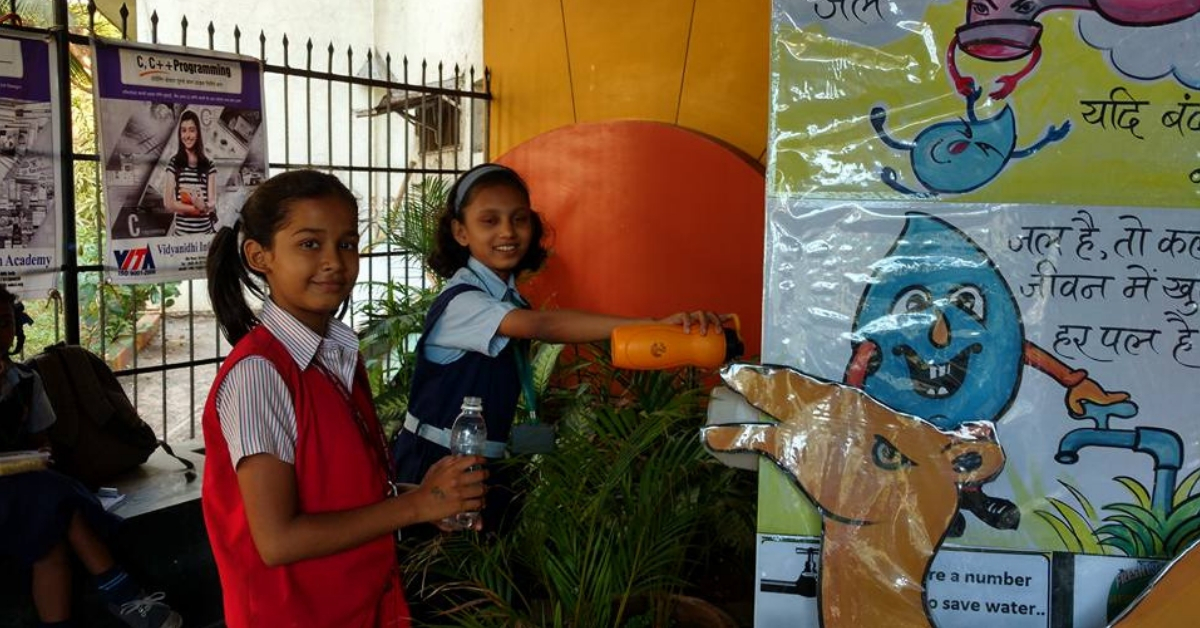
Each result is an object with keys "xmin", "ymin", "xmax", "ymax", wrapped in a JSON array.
[
  {"xmin": 851, "ymin": 215, "xmax": 1024, "ymax": 428},
  {"xmin": 910, "ymin": 106, "xmax": 1018, "ymax": 194}
]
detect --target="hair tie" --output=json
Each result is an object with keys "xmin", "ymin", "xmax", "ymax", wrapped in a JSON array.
[{"xmin": 453, "ymin": 164, "xmax": 515, "ymax": 215}]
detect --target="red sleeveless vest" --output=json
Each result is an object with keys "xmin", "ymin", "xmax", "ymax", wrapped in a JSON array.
[{"xmin": 202, "ymin": 326, "xmax": 410, "ymax": 628}]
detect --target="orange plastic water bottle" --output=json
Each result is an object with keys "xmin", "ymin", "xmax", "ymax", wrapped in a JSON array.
[{"xmin": 611, "ymin": 315, "xmax": 743, "ymax": 370}]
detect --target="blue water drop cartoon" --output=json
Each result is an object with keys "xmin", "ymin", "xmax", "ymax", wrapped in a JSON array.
[
  {"xmin": 871, "ymin": 89, "xmax": 1070, "ymax": 196},
  {"xmin": 848, "ymin": 213, "xmax": 1024, "ymax": 429}
]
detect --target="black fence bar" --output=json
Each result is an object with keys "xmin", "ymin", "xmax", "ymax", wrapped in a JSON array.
[
  {"xmin": 4, "ymin": 2, "xmax": 492, "ymax": 443},
  {"xmin": 118, "ymin": 356, "xmax": 224, "ymax": 378},
  {"xmin": 52, "ymin": 0, "xmax": 79, "ymax": 344},
  {"xmin": 267, "ymin": 163, "xmax": 471, "ymax": 175}
]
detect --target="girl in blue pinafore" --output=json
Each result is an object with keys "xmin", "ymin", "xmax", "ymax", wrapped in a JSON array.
[{"xmin": 392, "ymin": 163, "xmax": 727, "ymax": 531}]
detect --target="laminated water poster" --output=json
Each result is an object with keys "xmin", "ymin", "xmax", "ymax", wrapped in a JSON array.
[
  {"xmin": 94, "ymin": 38, "xmax": 266, "ymax": 284},
  {"xmin": 746, "ymin": 2, "xmax": 1200, "ymax": 627}
]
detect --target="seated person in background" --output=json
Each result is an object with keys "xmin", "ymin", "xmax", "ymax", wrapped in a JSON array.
[{"xmin": 0, "ymin": 286, "xmax": 182, "ymax": 628}]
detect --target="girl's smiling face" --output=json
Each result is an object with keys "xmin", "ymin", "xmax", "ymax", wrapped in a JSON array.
[
  {"xmin": 244, "ymin": 196, "xmax": 360, "ymax": 335},
  {"xmin": 179, "ymin": 119, "xmax": 199, "ymax": 152},
  {"xmin": 452, "ymin": 183, "xmax": 533, "ymax": 281}
]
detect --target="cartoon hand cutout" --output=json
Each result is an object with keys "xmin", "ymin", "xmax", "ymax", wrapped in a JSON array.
[
  {"xmin": 1067, "ymin": 378, "xmax": 1130, "ymax": 418},
  {"xmin": 990, "ymin": 74, "xmax": 1022, "ymax": 100},
  {"xmin": 955, "ymin": 75, "xmax": 977, "ymax": 98},
  {"xmin": 1046, "ymin": 120, "xmax": 1072, "ymax": 143}
]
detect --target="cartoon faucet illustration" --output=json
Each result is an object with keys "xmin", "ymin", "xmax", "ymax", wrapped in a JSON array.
[
  {"xmin": 948, "ymin": 0, "xmax": 1200, "ymax": 99},
  {"xmin": 1055, "ymin": 401, "xmax": 1184, "ymax": 516},
  {"xmin": 761, "ymin": 546, "xmax": 819, "ymax": 598}
]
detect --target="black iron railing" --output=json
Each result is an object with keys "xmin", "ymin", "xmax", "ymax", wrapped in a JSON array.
[{"xmin": 6, "ymin": 0, "xmax": 489, "ymax": 442}]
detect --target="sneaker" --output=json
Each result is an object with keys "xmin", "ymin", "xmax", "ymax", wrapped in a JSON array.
[
  {"xmin": 960, "ymin": 489, "xmax": 1021, "ymax": 530},
  {"xmin": 109, "ymin": 591, "xmax": 183, "ymax": 628}
]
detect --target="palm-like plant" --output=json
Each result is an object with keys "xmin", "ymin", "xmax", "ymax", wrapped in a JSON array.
[
  {"xmin": 359, "ymin": 175, "xmax": 452, "ymax": 435},
  {"xmin": 380, "ymin": 176, "xmax": 449, "ymax": 263},
  {"xmin": 1035, "ymin": 468, "xmax": 1200, "ymax": 559},
  {"xmin": 403, "ymin": 348, "xmax": 755, "ymax": 627}
]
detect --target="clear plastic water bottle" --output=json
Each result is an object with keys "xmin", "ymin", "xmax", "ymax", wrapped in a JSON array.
[{"xmin": 444, "ymin": 396, "xmax": 486, "ymax": 530}]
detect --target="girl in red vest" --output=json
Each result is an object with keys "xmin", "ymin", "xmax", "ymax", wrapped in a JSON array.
[{"xmin": 202, "ymin": 169, "xmax": 486, "ymax": 628}]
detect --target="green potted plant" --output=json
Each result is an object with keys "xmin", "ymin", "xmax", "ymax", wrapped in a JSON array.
[
  {"xmin": 401, "ymin": 346, "xmax": 753, "ymax": 627},
  {"xmin": 360, "ymin": 175, "xmax": 755, "ymax": 626},
  {"xmin": 358, "ymin": 176, "xmax": 451, "ymax": 435}
]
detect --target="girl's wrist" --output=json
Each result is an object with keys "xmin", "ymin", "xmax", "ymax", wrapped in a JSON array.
[{"xmin": 391, "ymin": 489, "xmax": 427, "ymax": 527}]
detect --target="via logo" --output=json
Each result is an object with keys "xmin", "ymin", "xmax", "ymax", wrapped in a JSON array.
[
  {"xmin": 114, "ymin": 247, "xmax": 156, "ymax": 272},
  {"xmin": 650, "ymin": 342, "xmax": 668, "ymax": 358}
]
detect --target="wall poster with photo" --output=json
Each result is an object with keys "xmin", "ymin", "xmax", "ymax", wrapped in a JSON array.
[
  {"xmin": 93, "ymin": 38, "xmax": 266, "ymax": 284},
  {"xmin": 0, "ymin": 31, "xmax": 62, "ymax": 299}
]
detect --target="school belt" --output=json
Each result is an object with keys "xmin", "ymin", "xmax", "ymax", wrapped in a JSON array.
[{"xmin": 403, "ymin": 413, "xmax": 507, "ymax": 459}]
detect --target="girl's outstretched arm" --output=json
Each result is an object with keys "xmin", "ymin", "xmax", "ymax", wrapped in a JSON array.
[
  {"xmin": 236, "ymin": 453, "xmax": 487, "ymax": 566},
  {"xmin": 498, "ymin": 308, "xmax": 728, "ymax": 344}
]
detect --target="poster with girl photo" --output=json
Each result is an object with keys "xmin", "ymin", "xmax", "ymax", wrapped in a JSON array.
[{"xmin": 94, "ymin": 38, "xmax": 265, "ymax": 284}]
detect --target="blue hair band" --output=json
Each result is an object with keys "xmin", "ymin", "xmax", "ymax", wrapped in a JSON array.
[{"xmin": 453, "ymin": 164, "xmax": 515, "ymax": 216}]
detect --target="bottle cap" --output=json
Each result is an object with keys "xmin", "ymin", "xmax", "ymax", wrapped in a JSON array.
[
  {"xmin": 462, "ymin": 396, "xmax": 483, "ymax": 409},
  {"xmin": 723, "ymin": 314, "xmax": 745, "ymax": 362}
]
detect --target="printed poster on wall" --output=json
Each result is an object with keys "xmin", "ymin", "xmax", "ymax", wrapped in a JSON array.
[
  {"xmin": 94, "ymin": 38, "xmax": 266, "ymax": 284},
  {"xmin": 0, "ymin": 31, "xmax": 62, "ymax": 299},
  {"xmin": 753, "ymin": 2, "xmax": 1200, "ymax": 627}
]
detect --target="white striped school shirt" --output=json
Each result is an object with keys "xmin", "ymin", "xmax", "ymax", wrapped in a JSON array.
[{"xmin": 214, "ymin": 299, "xmax": 360, "ymax": 467}]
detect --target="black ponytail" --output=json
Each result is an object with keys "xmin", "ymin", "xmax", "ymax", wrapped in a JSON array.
[
  {"xmin": 206, "ymin": 169, "xmax": 357, "ymax": 344},
  {"xmin": 206, "ymin": 220, "xmax": 264, "ymax": 345}
]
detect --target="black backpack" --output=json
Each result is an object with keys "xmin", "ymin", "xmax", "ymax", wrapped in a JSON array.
[{"xmin": 26, "ymin": 343, "xmax": 194, "ymax": 489}]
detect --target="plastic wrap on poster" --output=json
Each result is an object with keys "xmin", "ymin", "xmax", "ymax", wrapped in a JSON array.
[
  {"xmin": 768, "ymin": 0, "xmax": 1200, "ymax": 207},
  {"xmin": 704, "ymin": 363, "xmax": 1005, "ymax": 626},
  {"xmin": 0, "ymin": 31, "xmax": 63, "ymax": 299},
  {"xmin": 93, "ymin": 38, "xmax": 268, "ymax": 284},
  {"xmin": 729, "ymin": 2, "xmax": 1200, "ymax": 626}
]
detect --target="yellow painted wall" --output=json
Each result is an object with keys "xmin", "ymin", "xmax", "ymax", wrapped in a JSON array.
[{"xmin": 484, "ymin": 0, "xmax": 770, "ymax": 164}]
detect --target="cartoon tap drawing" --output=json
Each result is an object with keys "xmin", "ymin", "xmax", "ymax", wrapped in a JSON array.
[
  {"xmin": 870, "ymin": 88, "xmax": 1070, "ymax": 197},
  {"xmin": 843, "ymin": 213, "xmax": 1128, "ymax": 535},
  {"xmin": 950, "ymin": 0, "xmax": 1200, "ymax": 98},
  {"xmin": 1056, "ymin": 400, "xmax": 1183, "ymax": 516},
  {"xmin": 703, "ymin": 363, "xmax": 1006, "ymax": 628},
  {"xmin": 761, "ymin": 546, "xmax": 819, "ymax": 597}
]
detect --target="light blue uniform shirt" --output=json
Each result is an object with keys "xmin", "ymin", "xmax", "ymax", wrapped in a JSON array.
[
  {"xmin": 1, "ymin": 364, "xmax": 56, "ymax": 433},
  {"xmin": 424, "ymin": 257, "xmax": 524, "ymax": 365}
]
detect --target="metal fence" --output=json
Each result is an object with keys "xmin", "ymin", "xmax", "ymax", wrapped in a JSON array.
[{"xmin": 10, "ymin": 0, "xmax": 490, "ymax": 444}]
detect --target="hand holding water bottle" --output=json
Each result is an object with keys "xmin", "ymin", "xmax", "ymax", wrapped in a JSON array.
[
  {"xmin": 440, "ymin": 396, "xmax": 488, "ymax": 531},
  {"xmin": 411, "ymin": 451, "xmax": 487, "ymax": 529}
]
